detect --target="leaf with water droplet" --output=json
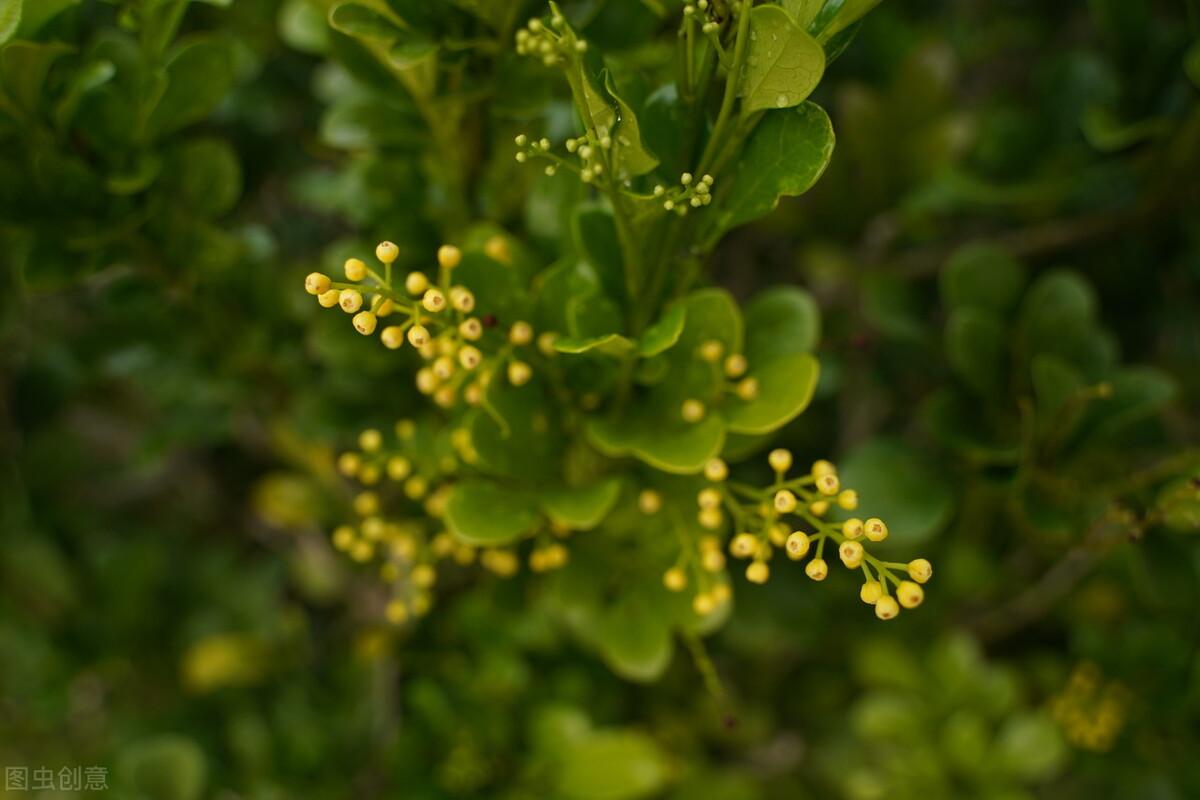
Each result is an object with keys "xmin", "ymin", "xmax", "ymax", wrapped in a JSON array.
[
  {"xmin": 603, "ymin": 71, "xmax": 659, "ymax": 178},
  {"xmin": 738, "ymin": 4, "xmax": 825, "ymax": 115}
]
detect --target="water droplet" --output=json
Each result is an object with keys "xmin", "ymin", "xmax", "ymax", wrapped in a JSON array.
[{"xmin": 775, "ymin": 93, "xmax": 789, "ymax": 108}]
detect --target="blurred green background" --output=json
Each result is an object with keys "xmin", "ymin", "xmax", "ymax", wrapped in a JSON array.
[{"xmin": 2, "ymin": 0, "xmax": 1198, "ymax": 798}]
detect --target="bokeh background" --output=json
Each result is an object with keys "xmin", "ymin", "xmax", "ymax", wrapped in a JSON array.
[{"xmin": 2, "ymin": 0, "xmax": 1198, "ymax": 798}]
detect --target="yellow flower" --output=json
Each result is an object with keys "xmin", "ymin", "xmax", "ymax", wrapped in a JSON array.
[
  {"xmin": 344, "ymin": 258, "xmax": 367, "ymax": 281},
  {"xmin": 816, "ymin": 473, "xmax": 840, "ymax": 496},
  {"xmin": 745, "ymin": 561, "xmax": 769, "ymax": 584},
  {"xmin": 358, "ymin": 429, "xmax": 382, "ymax": 452},
  {"xmin": 305, "ymin": 272, "xmax": 331, "ymax": 295},
  {"xmin": 774, "ymin": 490, "xmax": 797, "ymax": 513},
  {"xmin": 907, "ymin": 558, "xmax": 933, "ymax": 583},
  {"xmin": 385, "ymin": 599, "xmax": 409, "ymax": 624},
  {"xmin": 381, "ymin": 326, "xmax": 405, "ymax": 349},
  {"xmin": 386, "ymin": 456, "xmax": 411, "ymax": 481},
  {"xmin": 697, "ymin": 507, "xmax": 723, "ymax": 530},
  {"xmin": 785, "ymin": 531, "xmax": 810, "ymax": 559},
  {"xmin": 422, "ymin": 288, "xmax": 446, "ymax": 312},
  {"xmin": 405, "ymin": 271, "xmax": 429, "ymax": 295},
  {"xmin": 507, "ymin": 360, "xmax": 532, "ymax": 386},
  {"xmin": 509, "ymin": 321, "xmax": 534, "ymax": 345},
  {"xmin": 697, "ymin": 488, "xmax": 722, "ymax": 510},
  {"xmin": 704, "ymin": 458, "xmax": 728, "ymax": 482},
  {"xmin": 811, "ymin": 460, "xmax": 836, "ymax": 478},
  {"xmin": 449, "ymin": 286, "xmax": 475, "ymax": 312},
  {"xmin": 460, "ymin": 318, "xmax": 483, "ymax": 340},
  {"xmin": 692, "ymin": 592, "xmax": 716, "ymax": 615},
  {"xmin": 859, "ymin": 580, "xmax": 882, "ymax": 604},
  {"xmin": 875, "ymin": 595, "xmax": 899, "ymax": 620},
  {"xmin": 339, "ymin": 289, "xmax": 363, "ymax": 313},
  {"xmin": 407, "ymin": 324, "xmax": 431, "ymax": 348},
  {"xmin": 638, "ymin": 489, "xmax": 662, "ymax": 514},
  {"xmin": 805, "ymin": 558, "xmax": 828, "ymax": 581},
  {"xmin": 698, "ymin": 340, "xmax": 724, "ymax": 362},
  {"xmin": 735, "ymin": 377, "xmax": 759, "ymax": 400},
  {"xmin": 768, "ymin": 448, "xmax": 793, "ymax": 473},
  {"xmin": 375, "ymin": 241, "xmax": 399, "ymax": 264},
  {"xmin": 730, "ymin": 533, "xmax": 757, "ymax": 558},
  {"xmin": 864, "ymin": 517, "xmax": 889, "ymax": 542},
  {"xmin": 897, "ymin": 581, "xmax": 924, "ymax": 608},
  {"xmin": 458, "ymin": 345, "xmax": 482, "ymax": 369},
  {"xmin": 839, "ymin": 540, "xmax": 864, "ymax": 569},
  {"xmin": 681, "ymin": 399, "xmax": 706, "ymax": 422},
  {"xmin": 353, "ymin": 311, "xmax": 377, "ymax": 335},
  {"xmin": 842, "ymin": 518, "xmax": 864, "ymax": 539},
  {"xmin": 724, "ymin": 353, "xmax": 747, "ymax": 378},
  {"xmin": 663, "ymin": 567, "xmax": 688, "ymax": 591},
  {"xmin": 337, "ymin": 452, "xmax": 361, "ymax": 477},
  {"xmin": 317, "ymin": 289, "xmax": 341, "ymax": 308},
  {"xmin": 437, "ymin": 244, "xmax": 462, "ymax": 269},
  {"xmin": 837, "ymin": 489, "xmax": 858, "ymax": 510}
]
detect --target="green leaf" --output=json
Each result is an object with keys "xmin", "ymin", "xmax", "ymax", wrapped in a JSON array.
[
  {"xmin": 716, "ymin": 102, "xmax": 835, "ymax": 236},
  {"xmin": 388, "ymin": 35, "xmax": 436, "ymax": 68},
  {"xmin": 469, "ymin": 378, "xmax": 561, "ymax": 479},
  {"xmin": 1187, "ymin": 39, "xmax": 1200, "ymax": 89},
  {"xmin": 814, "ymin": 0, "xmax": 881, "ymax": 41},
  {"xmin": 940, "ymin": 243, "xmax": 1027, "ymax": 314},
  {"xmin": 556, "ymin": 729, "xmax": 668, "ymax": 799},
  {"xmin": 120, "ymin": 735, "xmax": 207, "ymax": 800},
  {"xmin": 1156, "ymin": 474, "xmax": 1200, "ymax": 532},
  {"xmin": 573, "ymin": 204, "xmax": 625, "ymax": 304},
  {"xmin": 554, "ymin": 332, "xmax": 635, "ymax": 356},
  {"xmin": 146, "ymin": 37, "xmax": 237, "ymax": 139},
  {"xmin": 837, "ymin": 438, "xmax": 954, "ymax": 547},
  {"xmin": 592, "ymin": 588, "xmax": 674, "ymax": 683},
  {"xmin": 0, "ymin": 41, "xmax": 72, "ymax": 116},
  {"xmin": 945, "ymin": 307, "xmax": 1007, "ymax": 396},
  {"xmin": 994, "ymin": 713, "xmax": 1066, "ymax": 781},
  {"xmin": 53, "ymin": 58, "xmax": 115, "ymax": 131},
  {"xmin": 639, "ymin": 303, "xmax": 686, "ymax": 356},
  {"xmin": 587, "ymin": 413, "xmax": 725, "ymax": 474},
  {"xmin": 723, "ymin": 352, "xmax": 818, "ymax": 434},
  {"xmin": 540, "ymin": 478, "xmax": 623, "ymax": 530},
  {"xmin": 738, "ymin": 5, "xmax": 825, "ymax": 115},
  {"xmin": 165, "ymin": 138, "xmax": 242, "ymax": 218},
  {"xmin": 0, "ymin": 0, "xmax": 21, "ymax": 45},
  {"xmin": 676, "ymin": 287, "xmax": 744, "ymax": 355},
  {"xmin": 1031, "ymin": 354, "xmax": 1084, "ymax": 437},
  {"xmin": 328, "ymin": 2, "xmax": 402, "ymax": 39},
  {"xmin": 743, "ymin": 286, "xmax": 820, "ymax": 363},
  {"xmin": 445, "ymin": 480, "xmax": 540, "ymax": 546},
  {"xmin": 1084, "ymin": 367, "xmax": 1175, "ymax": 441},
  {"xmin": 604, "ymin": 71, "xmax": 659, "ymax": 178},
  {"xmin": 278, "ymin": 0, "xmax": 330, "ymax": 54}
]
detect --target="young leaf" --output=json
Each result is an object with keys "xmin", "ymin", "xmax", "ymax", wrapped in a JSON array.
[
  {"xmin": 445, "ymin": 480, "xmax": 541, "ymax": 545},
  {"xmin": 604, "ymin": 71, "xmax": 659, "ymax": 178},
  {"xmin": 715, "ymin": 102, "xmax": 835, "ymax": 237},
  {"xmin": 739, "ymin": 4, "xmax": 825, "ymax": 115}
]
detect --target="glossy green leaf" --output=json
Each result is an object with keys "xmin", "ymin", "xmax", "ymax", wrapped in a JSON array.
[
  {"xmin": 816, "ymin": 0, "xmax": 881, "ymax": 41},
  {"xmin": 470, "ymin": 379, "xmax": 560, "ymax": 479},
  {"xmin": 605, "ymin": 71, "xmax": 659, "ymax": 178},
  {"xmin": 940, "ymin": 243, "xmax": 1027, "ymax": 314},
  {"xmin": 573, "ymin": 205, "xmax": 625, "ymax": 304},
  {"xmin": 945, "ymin": 307, "xmax": 1007, "ymax": 396},
  {"xmin": 587, "ymin": 413, "xmax": 725, "ymax": 474},
  {"xmin": 147, "ymin": 37, "xmax": 237, "ymax": 139},
  {"xmin": 328, "ymin": 2, "xmax": 402, "ymax": 40},
  {"xmin": 676, "ymin": 287, "xmax": 744, "ymax": 355},
  {"xmin": 278, "ymin": 0, "xmax": 330, "ymax": 54},
  {"xmin": 388, "ymin": 36, "xmax": 437, "ymax": 68},
  {"xmin": 716, "ymin": 102, "xmax": 835, "ymax": 235},
  {"xmin": 0, "ymin": 0, "xmax": 21, "ymax": 45},
  {"xmin": 994, "ymin": 713, "xmax": 1066, "ymax": 781},
  {"xmin": 165, "ymin": 138, "xmax": 242, "ymax": 218},
  {"xmin": 445, "ymin": 480, "xmax": 540, "ymax": 545},
  {"xmin": 739, "ymin": 5, "xmax": 825, "ymax": 115},
  {"xmin": 0, "ymin": 41, "xmax": 72, "ymax": 116},
  {"xmin": 17, "ymin": 0, "xmax": 79, "ymax": 37},
  {"xmin": 592, "ymin": 588, "xmax": 674, "ymax": 683},
  {"xmin": 1031, "ymin": 354, "xmax": 1084, "ymax": 437},
  {"xmin": 837, "ymin": 438, "xmax": 954, "ymax": 547},
  {"xmin": 556, "ymin": 729, "xmax": 669, "ymax": 799},
  {"xmin": 554, "ymin": 332, "xmax": 635, "ymax": 356},
  {"xmin": 743, "ymin": 286, "xmax": 820, "ymax": 363},
  {"xmin": 723, "ymin": 352, "xmax": 819, "ymax": 434},
  {"xmin": 639, "ymin": 303, "xmax": 686, "ymax": 356},
  {"xmin": 540, "ymin": 478, "xmax": 623, "ymax": 530}
]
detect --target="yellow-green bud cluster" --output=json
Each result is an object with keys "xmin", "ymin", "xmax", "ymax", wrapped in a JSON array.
[
  {"xmin": 514, "ymin": 10, "xmax": 585, "ymax": 67},
  {"xmin": 653, "ymin": 172, "xmax": 714, "ymax": 216},
  {"xmin": 1049, "ymin": 662, "xmax": 1130, "ymax": 752},
  {"xmin": 679, "ymin": 338, "xmax": 757, "ymax": 425}
]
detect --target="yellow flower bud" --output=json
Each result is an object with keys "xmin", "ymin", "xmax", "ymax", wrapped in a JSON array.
[
  {"xmin": 405, "ymin": 271, "xmax": 429, "ymax": 295},
  {"xmin": 724, "ymin": 353, "xmax": 747, "ymax": 378},
  {"xmin": 837, "ymin": 489, "xmax": 858, "ymax": 510},
  {"xmin": 839, "ymin": 540, "xmax": 864, "ymax": 569},
  {"xmin": 358, "ymin": 429, "xmax": 382, "ymax": 452},
  {"xmin": 422, "ymin": 288, "xmax": 446, "ymax": 312},
  {"xmin": 437, "ymin": 244, "xmax": 462, "ymax": 269},
  {"xmin": 663, "ymin": 567, "xmax": 688, "ymax": 592},
  {"xmin": 704, "ymin": 458, "xmax": 728, "ymax": 482},
  {"xmin": 774, "ymin": 490, "xmax": 797, "ymax": 513},
  {"xmin": 638, "ymin": 489, "xmax": 662, "ymax": 514},
  {"xmin": 305, "ymin": 272, "xmax": 331, "ymax": 295},
  {"xmin": 349, "ymin": 539, "xmax": 374, "ymax": 562},
  {"xmin": 768, "ymin": 448, "xmax": 793, "ymax": 473},
  {"xmin": 697, "ymin": 488, "xmax": 721, "ymax": 510},
  {"xmin": 381, "ymin": 326, "xmax": 405, "ymax": 349},
  {"xmin": 458, "ymin": 345, "xmax": 482, "ymax": 369},
  {"xmin": 735, "ymin": 377, "xmax": 759, "ymax": 401},
  {"xmin": 805, "ymin": 558, "xmax": 828, "ymax": 581},
  {"xmin": 537, "ymin": 331, "xmax": 559, "ymax": 356},
  {"xmin": 404, "ymin": 475, "xmax": 428, "ymax": 500},
  {"xmin": 693, "ymin": 592, "xmax": 716, "ymax": 615},
  {"xmin": 339, "ymin": 289, "xmax": 363, "ymax": 313},
  {"xmin": 361, "ymin": 517, "xmax": 385, "ymax": 541},
  {"xmin": 337, "ymin": 452, "xmax": 361, "ymax": 477},
  {"xmin": 507, "ymin": 360, "xmax": 532, "ymax": 386},
  {"xmin": 875, "ymin": 595, "xmax": 899, "ymax": 620},
  {"xmin": 809, "ymin": 500, "xmax": 829, "ymax": 516},
  {"xmin": 374, "ymin": 298, "xmax": 394, "ymax": 317},
  {"xmin": 375, "ymin": 241, "xmax": 399, "ymax": 264},
  {"xmin": 415, "ymin": 368, "xmax": 438, "ymax": 395},
  {"xmin": 353, "ymin": 491, "xmax": 379, "ymax": 516},
  {"xmin": 509, "ymin": 321, "xmax": 534, "ymax": 345},
  {"xmin": 411, "ymin": 564, "xmax": 436, "ymax": 589},
  {"xmin": 353, "ymin": 311, "xmax": 377, "ymax": 335},
  {"xmin": 681, "ymin": 399, "xmax": 706, "ymax": 422},
  {"xmin": 697, "ymin": 507, "xmax": 723, "ymax": 530},
  {"xmin": 711, "ymin": 583, "xmax": 731, "ymax": 604},
  {"xmin": 811, "ymin": 460, "xmax": 836, "ymax": 478},
  {"xmin": 746, "ymin": 560, "xmax": 769, "ymax": 584},
  {"xmin": 702, "ymin": 548, "xmax": 725, "ymax": 572},
  {"xmin": 385, "ymin": 599, "xmax": 409, "ymax": 624},
  {"xmin": 407, "ymin": 324, "xmax": 431, "ymax": 348},
  {"xmin": 433, "ymin": 385, "xmax": 457, "ymax": 408},
  {"xmin": 332, "ymin": 525, "xmax": 355, "ymax": 550},
  {"xmin": 785, "ymin": 531, "xmax": 810, "ymax": 559},
  {"xmin": 897, "ymin": 581, "xmax": 924, "ymax": 609},
  {"xmin": 816, "ymin": 473, "xmax": 840, "ymax": 496},
  {"xmin": 730, "ymin": 533, "xmax": 757, "ymax": 558},
  {"xmin": 698, "ymin": 339, "xmax": 724, "ymax": 362},
  {"xmin": 865, "ymin": 517, "xmax": 888, "ymax": 542},
  {"xmin": 463, "ymin": 382, "xmax": 484, "ymax": 406},
  {"xmin": 459, "ymin": 317, "xmax": 483, "ymax": 341},
  {"xmin": 432, "ymin": 356, "xmax": 455, "ymax": 381},
  {"xmin": 344, "ymin": 258, "xmax": 367, "ymax": 281},
  {"xmin": 317, "ymin": 289, "xmax": 341, "ymax": 308},
  {"xmin": 768, "ymin": 522, "xmax": 789, "ymax": 546},
  {"xmin": 860, "ymin": 580, "xmax": 883, "ymax": 605},
  {"xmin": 449, "ymin": 286, "xmax": 475, "ymax": 312},
  {"xmin": 484, "ymin": 235, "xmax": 511, "ymax": 264},
  {"xmin": 907, "ymin": 558, "xmax": 933, "ymax": 584}
]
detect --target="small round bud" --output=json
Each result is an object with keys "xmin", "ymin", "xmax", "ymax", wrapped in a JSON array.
[
  {"xmin": 458, "ymin": 345, "xmax": 482, "ymax": 370},
  {"xmin": 415, "ymin": 368, "xmax": 438, "ymax": 394},
  {"xmin": 680, "ymin": 172, "xmax": 693, "ymax": 185},
  {"xmin": 875, "ymin": 595, "xmax": 900, "ymax": 620},
  {"xmin": 537, "ymin": 331, "xmax": 559, "ymax": 356},
  {"xmin": 358, "ymin": 429, "xmax": 382, "ymax": 452},
  {"xmin": 459, "ymin": 318, "xmax": 483, "ymax": 341},
  {"xmin": 407, "ymin": 324, "xmax": 431, "ymax": 348},
  {"xmin": 774, "ymin": 490, "xmax": 797, "ymax": 513},
  {"xmin": 306, "ymin": 272, "xmax": 331, "ymax": 295},
  {"xmin": 785, "ymin": 531, "xmax": 810, "ymax": 560},
  {"xmin": 317, "ymin": 289, "xmax": 341, "ymax": 308},
  {"xmin": 422, "ymin": 288, "xmax": 446, "ymax": 312},
  {"xmin": 449, "ymin": 286, "xmax": 475, "ymax": 312},
  {"xmin": 812, "ymin": 460, "xmax": 836, "ymax": 478},
  {"xmin": 353, "ymin": 311, "xmax": 377, "ymax": 335},
  {"xmin": 484, "ymin": 235, "xmax": 511, "ymax": 264},
  {"xmin": 681, "ymin": 399, "xmax": 706, "ymax": 423},
  {"xmin": 839, "ymin": 540, "xmax": 864, "ymax": 569},
  {"xmin": 509, "ymin": 321, "xmax": 534, "ymax": 345},
  {"xmin": 405, "ymin": 271, "xmax": 429, "ymax": 295},
  {"xmin": 386, "ymin": 456, "xmax": 412, "ymax": 481},
  {"xmin": 860, "ymin": 580, "xmax": 883, "ymax": 605},
  {"xmin": 693, "ymin": 592, "xmax": 716, "ymax": 615},
  {"xmin": 702, "ymin": 548, "xmax": 725, "ymax": 572},
  {"xmin": 704, "ymin": 458, "xmax": 728, "ymax": 482},
  {"xmin": 698, "ymin": 507, "xmax": 723, "ymax": 529},
  {"xmin": 768, "ymin": 448, "xmax": 793, "ymax": 473},
  {"xmin": 837, "ymin": 489, "xmax": 858, "ymax": 510},
  {"xmin": 381, "ymin": 326, "xmax": 405, "ymax": 349},
  {"xmin": 698, "ymin": 340, "xmax": 724, "ymax": 362},
  {"xmin": 332, "ymin": 525, "xmax": 355, "ymax": 551},
  {"xmin": 374, "ymin": 298, "xmax": 395, "ymax": 317},
  {"xmin": 842, "ymin": 518, "xmax": 864, "ymax": 540},
  {"xmin": 432, "ymin": 356, "xmax": 455, "ymax": 381},
  {"xmin": 663, "ymin": 567, "xmax": 688, "ymax": 592},
  {"xmin": 385, "ymin": 600, "xmax": 409, "ymax": 624},
  {"xmin": 805, "ymin": 558, "xmax": 828, "ymax": 581},
  {"xmin": 353, "ymin": 491, "xmax": 379, "ymax": 516},
  {"xmin": 816, "ymin": 473, "xmax": 840, "ymax": 496},
  {"xmin": 337, "ymin": 452, "xmax": 361, "ymax": 477},
  {"xmin": 809, "ymin": 499, "xmax": 829, "ymax": 516},
  {"xmin": 508, "ymin": 360, "xmax": 532, "ymax": 386},
  {"xmin": 907, "ymin": 559, "xmax": 933, "ymax": 584},
  {"xmin": 344, "ymin": 258, "xmax": 367, "ymax": 281},
  {"xmin": 514, "ymin": 134, "xmax": 528, "ymax": 147},
  {"xmin": 638, "ymin": 489, "xmax": 662, "ymax": 514},
  {"xmin": 724, "ymin": 354, "xmax": 747, "ymax": 377},
  {"xmin": 697, "ymin": 487, "xmax": 722, "ymax": 510},
  {"xmin": 730, "ymin": 533, "xmax": 757, "ymax": 558},
  {"xmin": 339, "ymin": 289, "xmax": 363, "ymax": 314},
  {"xmin": 375, "ymin": 241, "xmax": 399, "ymax": 264},
  {"xmin": 735, "ymin": 377, "xmax": 759, "ymax": 400},
  {"xmin": 897, "ymin": 581, "xmax": 924, "ymax": 609},
  {"xmin": 865, "ymin": 517, "xmax": 889, "ymax": 542},
  {"xmin": 746, "ymin": 561, "xmax": 769, "ymax": 584}
]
